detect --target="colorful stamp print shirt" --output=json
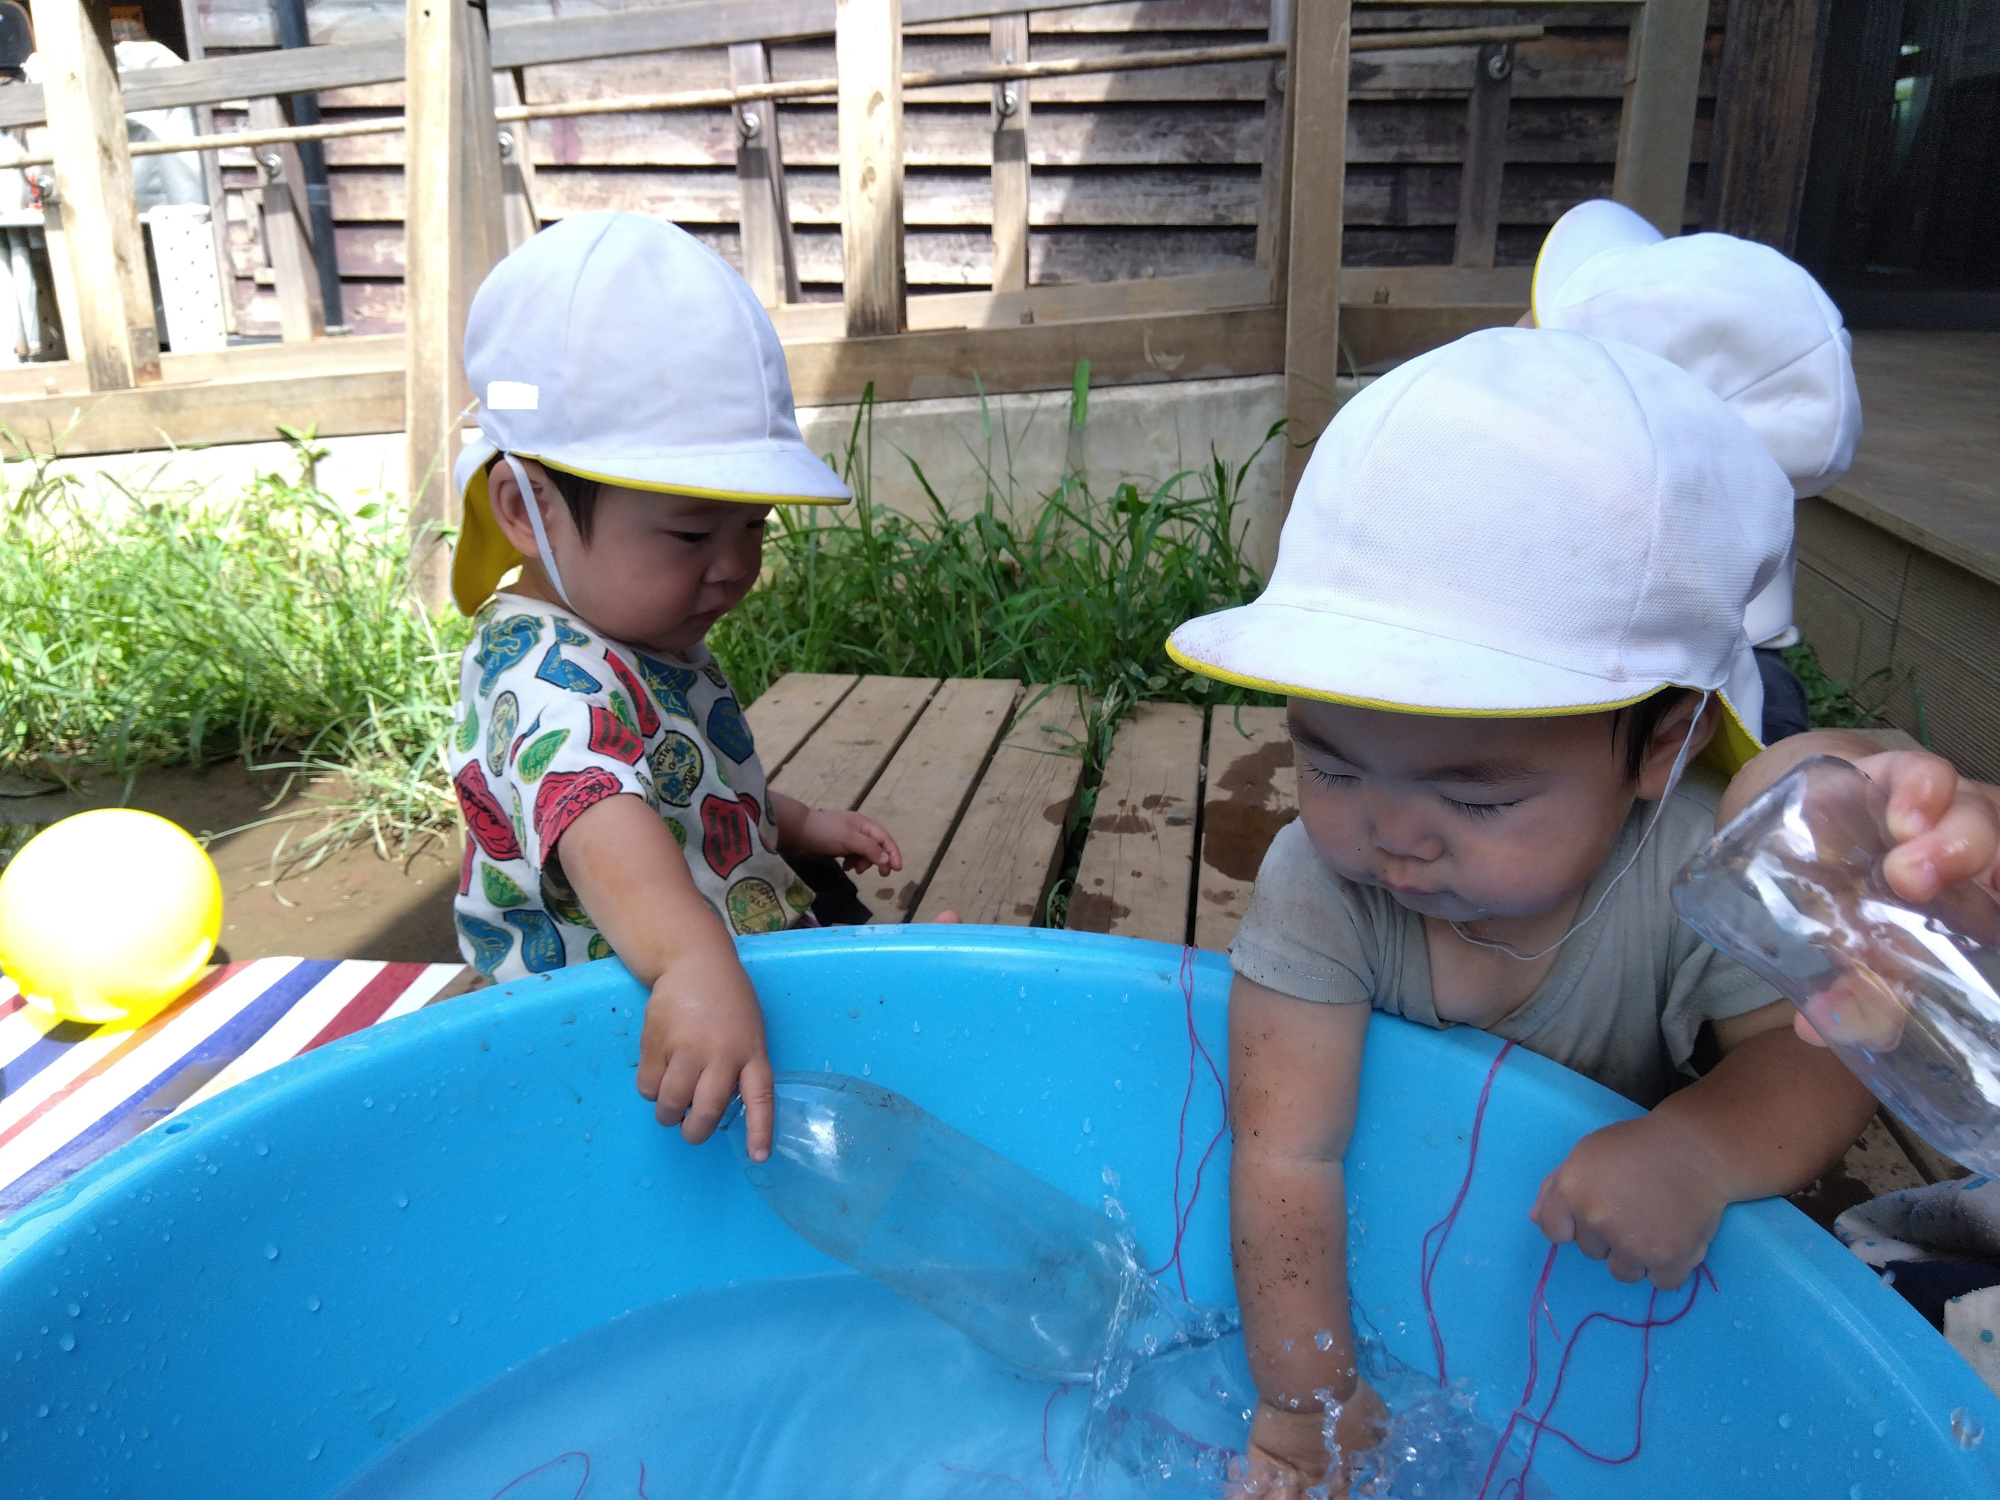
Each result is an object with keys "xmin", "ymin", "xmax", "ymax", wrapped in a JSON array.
[{"xmin": 449, "ymin": 593, "xmax": 814, "ymax": 981}]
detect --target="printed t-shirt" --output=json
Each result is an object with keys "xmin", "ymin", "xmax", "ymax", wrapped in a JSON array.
[
  {"xmin": 1228, "ymin": 766, "xmax": 1779, "ymax": 1108},
  {"xmin": 448, "ymin": 593, "xmax": 813, "ymax": 981}
]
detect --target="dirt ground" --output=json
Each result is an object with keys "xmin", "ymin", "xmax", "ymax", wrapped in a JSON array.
[{"xmin": 0, "ymin": 762, "xmax": 464, "ymax": 966}]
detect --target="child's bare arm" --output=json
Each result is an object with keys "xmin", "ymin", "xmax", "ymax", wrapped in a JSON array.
[
  {"xmin": 556, "ymin": 793, "xmax": 775, "ymax": 1161},
  {"xmin": 769, "ymin": 789, "xmax": 903, "ymax": 877},
  {"xmin": 1231, "ymin": 976, "xmax": 1386, "ymax": 1486},
  {"xmin": 1530, "ymin": 1002, "xmax": 1875, "ymax": 1286}
]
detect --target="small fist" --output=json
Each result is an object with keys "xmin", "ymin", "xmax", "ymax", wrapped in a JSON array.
[{"xmin": 1530, "ymin": 1117, "xmax": 1722, "ymax": 1289}]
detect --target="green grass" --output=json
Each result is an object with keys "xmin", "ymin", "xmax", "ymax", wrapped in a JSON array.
[
  {"xmin": 1783, "ymin": 639, "xmax": 1903, "ymax": 733},
  {"xmin": 0, "ymin": 430, "xmax": 471, "ymax": 865},
  {"xmin": 0, "ymin": 390, "xmax": 1279, "ymax": 900}
]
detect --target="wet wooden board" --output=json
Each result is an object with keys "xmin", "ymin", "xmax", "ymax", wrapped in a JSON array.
[
  {"xmin": 1067, "ymin": 703, "xmax": 1204, "ymax": 944},
  {"xmin": 857, "ymin": 678, "xmax": 1024, "ymax": 922},
  {"xmin": 742, "ymin": 672, "xmax": 859, "ymax": 779},
  {"xmin": 916, "ymin": 686, "xmax": 1090, "ymax": 925},
  {"xmin": 1193, "ymin": 704, "xmax": 1296, "ymax": 952},
  {"xmin": 768, "ymin": 675, "xmax": 940, "ymax": 811}
]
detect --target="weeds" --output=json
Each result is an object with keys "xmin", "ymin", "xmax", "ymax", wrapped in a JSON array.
[
  {"xmin": 0, "ymin": 432, "xmax": 470, "ymax": 866},
  {"xmin": 1784, "ymin": 640, "xmax": 1901, "ymax": 733}
]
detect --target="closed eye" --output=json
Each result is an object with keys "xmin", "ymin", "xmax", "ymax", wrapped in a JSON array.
[
  {"xmin": 1303, "ymin": 764, "xmax": 1355, "ymax": 788},
  {"xmin": 1443, "ymin": 796, "xmax": 1517, "ymax": 820},
  {"xmin": 667, "ymin": 529, "xmax": 711, "ymax": 543}
]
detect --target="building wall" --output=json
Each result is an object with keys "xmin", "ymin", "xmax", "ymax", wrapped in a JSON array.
[{"xmin": 191, "ymin": 0, "xmax": 1724, "ymax": 338}]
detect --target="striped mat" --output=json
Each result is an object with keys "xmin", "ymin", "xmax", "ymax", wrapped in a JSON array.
[{"xmin": 0, "ymin": 959, "xmax": 468, "ymax": 1221}]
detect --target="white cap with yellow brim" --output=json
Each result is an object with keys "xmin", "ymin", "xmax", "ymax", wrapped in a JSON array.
[
  {"xmin": 1166, "ymin": 328, "xmax": 1794, "ymax": 776},
  {"xmin": 449, "ymin": 212, "xmax": 850, "ymax": 616},
  {"xmin": 1532, "ymin": 199, "xmax": 1862, "ymax": 647}
]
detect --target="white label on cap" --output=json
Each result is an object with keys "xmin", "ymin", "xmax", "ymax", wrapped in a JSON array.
[{"xmin": 487, "ymin": 381, "xmax": 539, "ymax": 411}]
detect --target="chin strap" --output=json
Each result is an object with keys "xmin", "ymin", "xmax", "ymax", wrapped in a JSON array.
[
  {"xmin": 1449, "ymin": 689, "xmax": 1714, "ymax": 963},
  {"xmin": 502, "ymin": 452, "xmax": 575, "ymax": 612}
]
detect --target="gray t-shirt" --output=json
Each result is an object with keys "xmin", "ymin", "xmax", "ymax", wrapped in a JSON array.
[{"xmin": 1229, "ymin": 768, "xmax": 1778, "ymax": 1108}]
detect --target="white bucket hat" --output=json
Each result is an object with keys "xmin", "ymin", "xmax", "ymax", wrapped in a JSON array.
[
  {"xmin": 1532, "ymin": 199, "xmax": 1862, "ymax": 646},
  {"xmin": 450, "ymin": 212, "xmax": 849, "ymax": 615},
  {"xmin": 1167, "ymin": 328, "xmax": 1794, "ymax": 774}
]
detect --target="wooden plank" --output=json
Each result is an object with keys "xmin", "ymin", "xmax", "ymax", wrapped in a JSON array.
[
  {"xmin": 988, "ymin": 14, "xmax": 1031, "ymax": 294},
  {"xmin": 1703, "ymin": 0, "xmax": 1824, "ymax": 251},
  {"xmin": 743, "ymin": 672, "xmax": 861, "ymax": 778},
  {"xmin": 1841, "ymin": 1113, "xmax": 1928, "ymax": 1198},
  {"xmin": 1281, "ymin": 0, "xmax": 1352, "ymax": 504},
  {"xmin": 494, "ymin": 68, "xmax": 544, "ymax": 250},
  {"xmin": 1253, "ymin": 0, "xmax": 1292, "ymax": 281},
  {"xmin": 0, "ymin": 368, "xmax": 407, "ymax": 460},
  {"xmin": 731, "ymin": 42, "xmax": 803, "ymax": 306},
  {"xmin": 37, "ymin": 0, "xmax": 162, "ymax": 391},
  {"xmin": 1611, "ymin": 0, "xmax": 1706, "ymax": 235},
  {"xmin": 769, "ymin": 675, "xmax": 939, "ymax": 811},
  {"xmin": 1066, "ymin": 702, "xmax": 1204, "ymax": 944},
  {"xmin": 855, "ymin": 677, "xmax": 1022, "ymax": 921},
  {"xmin": 838, "ymin": 0, "xmax": 907, "ymax": 336},
  {"xmin": 1879, "ymin": 1109, "xmax": 1973, "ymax": 1186},
  {"xmin": 916, "ymin": 685, "xmax": 1089, "ymax": 924},
  {"xmin": 248, "ymin": 98, "xmax": 329, "ymax": 342},
  {"xmin": 783, "ymin": 302, "xmax": 1285, "ymax": 406},
  {"xmin": 1194, "ymin": 705, "xmax": 1297, "ymax": 952},
  {"xmin": 1453, "ymin": 40, "xmax": 1512, "ymax": 268}
]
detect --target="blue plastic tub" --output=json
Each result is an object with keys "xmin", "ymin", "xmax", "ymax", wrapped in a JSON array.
[{"xmin": 3, "ymin": 927, "xmax": 1996, "ymax": 1496}]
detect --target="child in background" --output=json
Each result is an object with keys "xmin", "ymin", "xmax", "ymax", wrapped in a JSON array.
[
  {"xmin": 1527, "ymin": 198, "xmax": 1864, "ymax": 743},
  {"xmin": 446, "ymin": 213, "xmax": 923, "ymax": 1166},
  {"xmin": 1165, "ymin": 330, "xmax": 2000, "ymax": 1494}
]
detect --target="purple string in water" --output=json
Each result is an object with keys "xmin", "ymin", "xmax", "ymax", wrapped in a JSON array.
[
  {"xmin": 1418, "ymin": 1043, "xmax": 1718, "ymax": 1500},
  {"xmin": 1147, "ymin": 946, "xmax": 1228, "ymax": 1299}
]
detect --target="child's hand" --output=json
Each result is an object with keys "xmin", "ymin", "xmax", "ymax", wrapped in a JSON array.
[
  {"xmin": 635, "ymin": 941, "xmax": 775, "ymax": 1161},
  {"xmin": 1529, "ymin": 1115, "xmax": 1724, "ymax": 1288},
  {"xmin": 793, "ymin": 806, "xmax": 904, "ymax": 878},
  {"xmin": 1236, "ymin": 1385, "xmax": 1388, "ymax": 1498}
]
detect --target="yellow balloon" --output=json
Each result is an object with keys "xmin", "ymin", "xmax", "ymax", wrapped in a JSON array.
[{"xmin": 0, "ymin": 809, "xmax": 222, "ymax": 1028}]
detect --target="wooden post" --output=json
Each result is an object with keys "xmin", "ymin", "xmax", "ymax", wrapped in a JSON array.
[
  {"xmin": 837, "ymin": 0, "xmax": 905, "ymax": 337},
  {"xmin": 731, "ymin": 41, "xmax": 801, "ymax": 306},
  {"xmin": 177, "ymin": 0, "xmax": 238, "ymax": 335},
  {"xmin": 1254, "ymin": 0, "xmax": 1293, "ymax": 287},
  {"xmin": 405, "ymin": 0, "xmax": 506, "ymax": 610},
  {"xmin": 1612, "ymin": 0, "xmax": 1709, "ymax": 236},
  {"xmin": 462, "ymin": 9, "xmax": 508, "ymax": 277},
  {"xmin": 494, "ymin": 70, "xmax": 544, "ymax": 252},
  {"xmin": 36, "ymin": 0, "xmax": 161, "ymax": 390},
  {"xmin": 988, "ymin": 14, "xmax": 1030, "ymax": 295},
  {"xmin": 1705, "ymin": 0, "xmax": 1827, "ymax": 252},
  {"xmin": 1453, "ymin": 42, "xmax": 1513, "ymax": 269},
  {"xmin": 1281, "ymin": 0, "xmax": 1352, "ymax": 507},
  {"xmin": 248, "ymin": 97, "xmax": 327, "ymax": 343}
]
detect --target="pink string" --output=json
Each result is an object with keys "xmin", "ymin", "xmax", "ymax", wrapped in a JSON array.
[
  {"xmin": 1417, "ymin": 1041, "xmax": 1719, "ymax": 1499},
  {"xmin": 1147, "ymin": 945, "xmax": 1228, "ymax": 1299}
]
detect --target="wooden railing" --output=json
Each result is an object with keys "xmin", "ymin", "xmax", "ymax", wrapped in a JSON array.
[{"xmin": 1, "ymin": 0, "xmax": 1711, "ymax": 608}]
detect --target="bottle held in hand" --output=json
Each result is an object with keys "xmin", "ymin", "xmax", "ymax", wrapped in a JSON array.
[
  {"xmin": 726, "ymin": 1072, "xmax": 1190, "ymax": 1381},
  {"xmin": 1673, "ymin": 756, "xmax": 2000, "ymax": 1175}
]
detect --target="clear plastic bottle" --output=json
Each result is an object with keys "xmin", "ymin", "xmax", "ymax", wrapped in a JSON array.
[
  {"xmin": 1672, "ymin": 755, "xmax": 2000, "ymax": 1175},
  {"xmin": 725, "ymin": 1072, "xmax": 1188, "ymax": 1381}
]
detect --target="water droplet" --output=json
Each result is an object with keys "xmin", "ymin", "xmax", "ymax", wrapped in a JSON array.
[
  {"xmin": 1102, "ymin": 1166, "xmax": 1121, "ymax": 1191},
  {"xmin": 255, "ymin": 1143, "xmax": 269, "ymax": 1156},
  {"xmin": 65, "ymin": 1303, "xmax": 79, "ymax": 1318},
  {"xmin": 57, "ymin": 1334, "xmax": 74, "ymax": 1353},
  {"xmin": 307, "ymin": 1295, "xmax": 321, "ymax": 1313},
  {"xmin": 974, "ymin": 1103, "xmax": 986, "ymax": 1115},
  {"xmin": 448, "ymin": 1309, "xmax": 460, "ymax": 1324},
  {"xmin": 1315, "ymin": 1329, "xmax": 1335, "ymax": 1351},
  {"xmin": 36, "ymin": 1406, "xmax": 48, "ymax": 1419},
  {"xmin": 394, "ymin": 1193, "xmax": 409, "ymax": 1210},
  {"xmin": 306, "ymin": 1440, "xmax": 324, "ymax": 1461},
  {"xmin": 1113, "ymin": 1079, "xmax": 1123, "ymax": 1091},
  {"xmin": 861, "ymin": 1063, "xmax": 871, "ymax": 1076},
  {"xmin": 912, "ymin": 1021, "xmax": 921, "ymax": 1033},
  {"xmin": 493, "ymin": 1212, "xmax": 508, "ymax": 1225},
  {"xmin": 1081, "ymin": 1118, "xmax": 1091, "ymax": 1134},
  {"xmin": 1131, "ymin": 1042, "xmax": 1141, "ymax": 1052},
  {"xmin": 1851, "ymin": 1485, "xmax": 1864, "ymax": 1499},
  {"xmin": 1874, "ymin": 1419, "xmax": 1889, "ymax": 1438},
  {"xmin": 1779, "ymin": 1412, "xmax": 1793, "ymax": 1429},
  {"xmin": 362, "ymin": 1097, "xmax": 374, "ymax": 1108},
  {"xmin": 264, "ymin": 1244, "xmax": 279, "ymax": 1261},
  {"xmin": 1881, "ymin": 1269, "xmax": 1898, "ymax": 1287},
  {"xmin": 1952, "ymin": 1408, "xmax": 1983, "ymax": 1449}
]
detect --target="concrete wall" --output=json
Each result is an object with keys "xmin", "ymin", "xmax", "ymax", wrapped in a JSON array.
[{"xmin": 9, "ymin": 373, "xmax": 1299, "ymax": 577}]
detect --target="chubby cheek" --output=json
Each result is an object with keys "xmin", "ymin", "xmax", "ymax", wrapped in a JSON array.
[{"xmin": 1293, "ymin": 782, "xmax": 1375, "ymax": 879}]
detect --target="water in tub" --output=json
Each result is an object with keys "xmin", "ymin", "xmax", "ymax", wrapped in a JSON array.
[{"xmin": 332, "ymin": 1075, "xmax": 1546, "ymax": 1499}]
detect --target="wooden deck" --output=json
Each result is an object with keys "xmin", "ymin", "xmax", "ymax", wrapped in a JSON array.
[{"xmin": 747, "ymin": 672, "xmax": 1965, "ymax": 1222}]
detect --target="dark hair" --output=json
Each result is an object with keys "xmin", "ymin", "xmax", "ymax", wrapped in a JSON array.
[
  {"xmin": 1609, "ymin": 687, "xmax": 1695, "ymax": 782},
  {"xmin": 490, "ymin": 456, "xmax": 604, "ymax": 544}
]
